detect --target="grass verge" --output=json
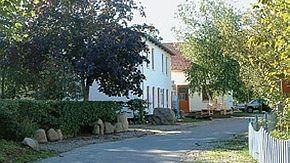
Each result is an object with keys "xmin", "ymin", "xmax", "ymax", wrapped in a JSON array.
[
  {"xmin": 0, "ymin": 139, "xmax": 57, "ymax": 163},
  {"xmin": 188, "ymin": 133, "xmax": 257, "ymax": 163},
  {"xmin": 179, "ymin": 117, "xmax": 207, "ymax": 123}
]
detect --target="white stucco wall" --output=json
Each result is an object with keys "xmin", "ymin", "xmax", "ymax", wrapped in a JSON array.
[
  {"xmin": 142, "ymin": 41, "xmax": 172, "ymax": 114},
  {"xmin": 89, "ymin": 39, "xmax": 172, "ymax": 115},
  {"xmin": 171, "ymin": 70, "xmax": 233, "ymax": 112},
  {"xmin": 171, "ymin": 70, "xmax": 188, "ymax": 85}
]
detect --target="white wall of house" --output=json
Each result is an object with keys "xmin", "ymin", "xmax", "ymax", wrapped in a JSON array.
[
  {"xmin": 171, "ymin": 70, "xmax": 233, "ymax": 112},
  {"xmin": 89, "ymin": 39, "xmax": 172, "ymax": 115}
]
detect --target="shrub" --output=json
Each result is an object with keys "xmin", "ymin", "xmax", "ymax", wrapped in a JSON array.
[
  {"xmin": 0, "ymin": 100, "xmax": 119, "ymax": 140},
  {"xmin": 127, "ymin": 99, "xmax": 149, "ymax": 124}
]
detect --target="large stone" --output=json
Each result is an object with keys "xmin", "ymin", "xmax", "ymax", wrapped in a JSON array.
[
  {"xmin": 56, "ymin": 129, "xmax": 63, "ymax": 141},
  {"xmin": 117, "ymin": 113, "xmax": 129, "ymax": 131},
  {"xmin": 97, "ymin": 119, "xmax": 104, "ymax": 135},
  {"xmin": 47, "ymin": 128, "xmax": 59, "ymax": 142},
  {"xmin": 114, "ymin": 122, "xmax": 123, "ymax": 133},
  {"xmin": 153, "ymin": 108, "xmax": 176, "ymax": 125},
  {"xmin": 92, "ymin": 119, "xmax": 105, "ymax": 135},
  {"xmin": 104, "ymin": 122, "xmax": 115, "ymax": 134},
  {"xmin": 22, "ymin": 137, "xmax": 39, "ymax": 150},
  {"xmin": 34, "ymin": 129, "xmax": 47, "ymax": 143},
  {"xmin": 92, "ymin": 124, "xmax": 100, "ymax": 135}
]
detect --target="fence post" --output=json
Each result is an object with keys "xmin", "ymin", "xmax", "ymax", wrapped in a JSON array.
[
  {"xmin": 263, "ymin": 113, "xmax": 268, "ymax": 131},
  {"xmin": 254, "ymin": 115, "xmax": 259, "ymax": 130},
  {"xmin": 288, "ymin": 140, "xmax": 290, "ymax": 163}
]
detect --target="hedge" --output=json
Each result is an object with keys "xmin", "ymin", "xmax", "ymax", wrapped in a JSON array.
[{"xmin": 0, "ymin": 100, "xmax": 119, "ymax": 141}]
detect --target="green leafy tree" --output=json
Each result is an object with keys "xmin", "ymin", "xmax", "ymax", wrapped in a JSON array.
[
  {"xmin": 0, "ymin": 0, "xmax": 40, "ymax": 99},
  {"xmin": 174, "ymin": 0, "xmax": 245, "ymax": 101},
  {"xmin": 246, "ymin": 0, "xmax": 289, "ymax": 135},
  {"xmin": 5, "ymin": 0, "xmax": 150, "ymax": 100},
  {"xmin": 246, "ymin": 0, "xmax": 289, "ymax": 101}
]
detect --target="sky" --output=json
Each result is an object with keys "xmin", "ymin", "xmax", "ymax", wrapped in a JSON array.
[{"xmin": 133, "ymin": 0, "xmax": 257, "ymax": 43}]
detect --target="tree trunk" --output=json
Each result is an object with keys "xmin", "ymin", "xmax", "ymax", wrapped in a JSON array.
[
  {"xmin": 1, "ymin": 70, "xmax": 5, "ymax": 99},
  {"xmin": 81, "ymin": 79, "xmax": 90, "ymax": 101},
  {"xmin": 205, "ymin": 84, "xmax": 212, "ymax": 102}
]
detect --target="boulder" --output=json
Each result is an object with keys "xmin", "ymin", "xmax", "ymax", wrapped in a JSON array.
[
  {"xmin": 117, "ymin": 113, "xmax": 129, "ymax": 131},
  {"xmin": 92, "ymin": 124, "xmax": 100, "ymax": 135},
  {"xmin": 56, "ymin": 129, "xmax": 63, "ymax": 141},
  {"xmin": 47, "ymin": 128, "xmax": 59, "ymax": 141},
  {"xmin": 104, "ymin": 122, "xmax": 115, "ymax": 134},
  {"xmin": 34, "ymin": 129, "xmax": 47, "ymax": 143},
  {"xmin": 153, "ymin": 108, "xmax": 176, "ymax": 125},
  {"xmin": 97, "ymin": 119, "xmax": 104, "ymax": 135},
  {"xmin": 22, "ymin": 137, "xmax": 39, "ymax": 150},
  {"xmin": 114, "ymin": 122, "xmax": 123, "ymax": 133}
]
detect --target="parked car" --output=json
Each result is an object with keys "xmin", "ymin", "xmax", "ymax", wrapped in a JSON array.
[{"xmin": 236, "ymin": 98, "xmax": 271, "ymax": 113}]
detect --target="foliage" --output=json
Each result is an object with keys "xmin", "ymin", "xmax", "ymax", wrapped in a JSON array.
[
  {"xmin": 2, "ymin": 0, "xmax": 150, "ymax": 100},
  {"xmin": 244, "ymin": 0, "xmax": 289, "ymax": 102},
  {"xmin": 0, "ymin": 0, "xmax": 38, "ymax": 41},
  {"xmin": 0, "ymin": 100, "xmax": 119, "ymax": 140},
  {"xmin": 271, "ymin": 98, "xmax": 290, "ymax": 139},
  {"xmin": 244, "ymin": 0, "xmax": 290, "ymax": 135},
  {"xmin": 0, "ymin": 139, "xmax": 57, "ymax": 163},
  {"xmin": 126, "ymin": 99, "xmax": 149, "ymax": 124},
  {"xmin": 174, "ymin": 0, "xmax": 245, "ymax": 100},
  {"xmin": 0, "ymin": 0, "xmax": 39, "ymax": 99},
  {"xmin": 0, "ymin": 100, "xmax": 39, "ymax": 140}
]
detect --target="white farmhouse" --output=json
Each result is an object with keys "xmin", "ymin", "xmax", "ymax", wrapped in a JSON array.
[
  {"xmin": 89, "ymin": 36, "xmax": 174, "ymax": 115},
  {"xmin": 163, "ymin": 43, "xmax": 233, "ymax": 115}
]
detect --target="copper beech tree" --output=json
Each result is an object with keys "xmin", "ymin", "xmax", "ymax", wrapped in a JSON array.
[{"xmin": 5, "ymin": 0, "xmax": 151, "ymax": 100}]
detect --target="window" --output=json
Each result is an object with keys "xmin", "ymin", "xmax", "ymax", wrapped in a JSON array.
[
  {"xmin": 162, "ymin": 54, "xmax": 164, "ymax": 73},
  {"xmin": 147, "ymin": 86, "xmax": 150, "ymax": 108},
  {"xmin": 171, "ymin": 91, "xmax": 173, "ymax": 109},
  {"xmin": 151, "ymin": 48, "xmax": 154, "ymax": 70},
  {"xmin": 166, "ymin": 89, "xmax": 169, "ymax": 108},
  {"xmin": 161, "ymin": 88, "xmax": 164, "ymax": 108},
  {"xmin": 165, "ymin": 56, "xmax": 168, "ymax": 75},
  {"xmin": 178, "ymin": 86, "xmax": 188, "ymax": 101},
  {"xmin": 152, "ymin": 87, "xmax": 155, "ymax": 108},
  {"xmin": 145, "ymin": 46, "xmax": 149, "ymax": 68},
  {"xmin": 157, "ymin": 87, "xmax": 160, "ymax": 108}
]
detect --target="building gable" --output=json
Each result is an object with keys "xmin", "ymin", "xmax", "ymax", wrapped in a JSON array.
[{"xmin": 163, "ymin": 43, "xmax": 191, "ymax": 70}]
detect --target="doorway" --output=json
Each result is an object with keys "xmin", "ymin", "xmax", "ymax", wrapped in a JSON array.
[{"xmin": 178, "ymin": 85, "xmax": 189, "ymax": 112}]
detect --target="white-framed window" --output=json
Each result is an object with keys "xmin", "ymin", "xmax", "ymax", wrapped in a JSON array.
[
  {"xmin": 157, "ymin": 87, "xmax": 160, "ymax": 108},
  {"xmin": 152, "ymin": 87, "xmax": 155, "ymax": 108},
  {"xmin": 145, "ymin": 46, "xmax": 149, "ymax": 68},
  {"xmin": 161, "ymin": 88, "xmax": 164, "ymax": 108},
  {"xmin": 151, "ymin": 48, "xmax": 154, "ymax": 70},
  {"xmin": 166, "ymin": 89, "xmax": 169, "ymax": 108},
  {"xmin": 147, "ymin": 86, "xmax": 150, "ymax": 108},
  {"xmin": 162, "ymin": 53, "xmax": 164, "ymax": 73},
  {"xmin": 165, "ymin": 56, "xmax": 168, "ymax": 75}
]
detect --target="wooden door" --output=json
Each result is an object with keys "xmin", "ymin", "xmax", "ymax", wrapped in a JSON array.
[{"xmin": 178, "ymin": 85, "xmax": 189, "ymax": 112}]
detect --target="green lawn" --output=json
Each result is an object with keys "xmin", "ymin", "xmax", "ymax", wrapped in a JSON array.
[
  {"xmin": 191, "ymin": 133, "xmax": 257, "ymax": 163},
  {"xmin": 0, "ymin": 139, "xmax": 57, "ymax": 163}
]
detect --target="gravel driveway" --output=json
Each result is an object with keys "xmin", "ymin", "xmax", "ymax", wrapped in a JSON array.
[{"xmin": 35, "ymin": 117, "xmax": 249, "ymax": 163}]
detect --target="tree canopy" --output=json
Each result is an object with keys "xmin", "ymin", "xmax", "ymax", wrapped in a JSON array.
[
  {"xmin": 246, "ymin": 0, "xmax": 289, "ymax": 99},
  {"xmin": 174, "ymin": 0, "xmax": 245, "ymax": 101},
  {"xmin": 2, "ymin": 0, "xmax": 150, "ymax": 100}
]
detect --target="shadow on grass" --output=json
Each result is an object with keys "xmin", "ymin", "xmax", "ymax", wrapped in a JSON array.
[{"xmin": 194, "ymin": 133, "xmax": 258, "ymax": 163}]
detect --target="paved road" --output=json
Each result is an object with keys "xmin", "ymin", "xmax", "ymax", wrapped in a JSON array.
[{"xmin": 35, "ymin": 117, "xmax": 249, "ymax": 163}]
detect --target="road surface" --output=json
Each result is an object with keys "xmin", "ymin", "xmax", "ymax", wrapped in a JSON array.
[{"xmin": 35, "ymin": 117, "xmax": 249, "ymax": 163}]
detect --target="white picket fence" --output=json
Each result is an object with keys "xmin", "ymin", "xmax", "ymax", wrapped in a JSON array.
[{"xmin": 248, "ymin": 122, "xmax": 290, "ymax": 163}]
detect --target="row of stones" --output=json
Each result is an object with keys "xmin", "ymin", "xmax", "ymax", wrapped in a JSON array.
[{"xmin": 22, "ymin": 113, "xmax": 129, "ymax": 150}]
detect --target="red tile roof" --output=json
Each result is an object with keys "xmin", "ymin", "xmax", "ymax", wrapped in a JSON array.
[{"xmin": 162, "ymin": 43, "xmax": 192, "ymax": 70}]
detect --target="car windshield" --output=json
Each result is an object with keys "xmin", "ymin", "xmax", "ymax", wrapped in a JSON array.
[{"xmin": 249, "ymin": 98, "xmax": 264, "ymax": 104}]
